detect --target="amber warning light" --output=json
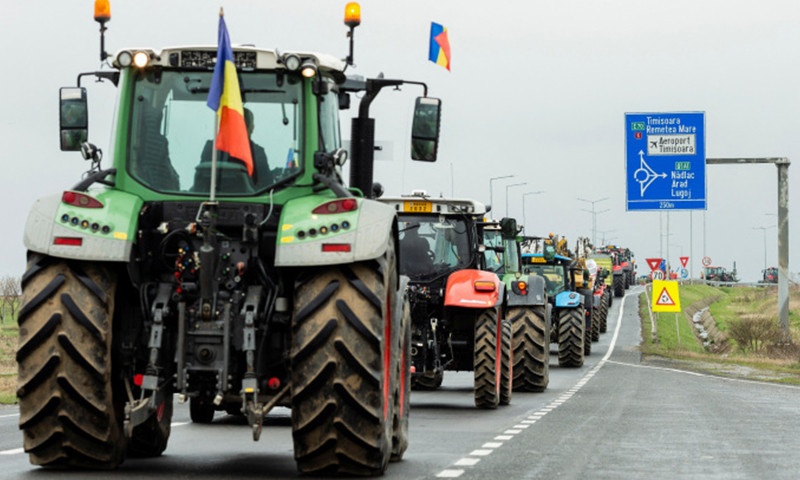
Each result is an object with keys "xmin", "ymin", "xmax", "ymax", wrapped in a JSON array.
[{"xmin": 94, "ymin": 0, "xmax": 111, "ymax": 23}]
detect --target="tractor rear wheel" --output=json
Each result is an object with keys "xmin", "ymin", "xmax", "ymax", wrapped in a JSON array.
[
  {"xmin": 599, "ymin": 291, "xmax": 609, "ymax": 333},
  {"xmin": 509, "ymin": 306, "xmax": 549, "ymax": 392},
  {"xmin": 391, "ymin": 298, "xmax": 411, "ymax": 461},
  {"xmin": 591, "ymin": 304, "xmax": 601, "ymax": 342},
  {"xmin": 613, "ymin": 275, "xmax": 625, "ymax": 297},
  {"xmin": 290, "ymin": 245, "xmax": 397, "ymax": 475},
  {"xmin": 557, "ymin": 307, "xmax": 585, "ymax": 368},
  {"xmin": 16, "ymin": 253, "xmax": 126, "ymax": 468},
  {"xmin": 499, "ymin": 320, "xmax": 512, "ymax": 406},
  {"xmin": 473, "ymin": 307, "xmax": 500, "ymax": 409}
]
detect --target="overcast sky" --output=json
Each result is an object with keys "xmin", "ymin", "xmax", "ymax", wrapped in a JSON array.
[{"xmin": 2, "ymin": 0, "xmax": 799, "ymax": 282}]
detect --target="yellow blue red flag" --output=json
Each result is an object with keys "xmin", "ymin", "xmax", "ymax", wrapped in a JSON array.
[
  {"xmin": 428, "ymin": 22, "xmax": 451, "ymax": 71},
  {"xmin": 207, "ymin": 13, "xmax": 253, "ymax": 175}
]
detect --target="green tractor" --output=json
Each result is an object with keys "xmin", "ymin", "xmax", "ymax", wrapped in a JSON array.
[
  {"xmin": 17, "ymin": 2, "xmax": 441, "ymax": 475},
  {"xmin": 482, "ymin": 218, "xmax": 550, "ymax": 392}
]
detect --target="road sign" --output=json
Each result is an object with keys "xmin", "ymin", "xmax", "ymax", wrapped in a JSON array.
[
  {"xmin": 652, "ymin": 279, "xmax": 681, "ymax": 312},
  {"xmin": 625, "ymin": 112, "xmax": 706, "ymax": 211},
  {"xmin": 679, "ymin": 256, "xmax": 689, "ymax": 267},
  {"xmin": 702, "ymin": 256, "xmax": 712, "ymax": 267},
  {"xmin": 646, "ymin": 258, "xmax": 662, "ymax": 272},
  {"xmin": 679, "ymin": 268, "xmax": 689, "ymax": 279},
  {"xmin": 651, "ymin": 270, "xmax": 664, "ymax": 280}
]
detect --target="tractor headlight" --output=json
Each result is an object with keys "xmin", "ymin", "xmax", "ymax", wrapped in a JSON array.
[
  {"xmin": 132, "ymin": 51, "xmax": 150, "ymax": 68},
  {"xmin": 116, "ymin": 50, "xmax": 133, "ymax": 67}
]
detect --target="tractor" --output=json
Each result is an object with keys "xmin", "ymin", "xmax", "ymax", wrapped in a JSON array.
[
  {"xmin": 481, "ymin": 218, "xmax": 550, "ymax": 392},
  {"xmin": 17, "ymin": 2, "xmax": 441, "ymax": 475},
  {"xmin": 596, "ymin": 245, "xmax": 634, "ymax": 297},
  {"xmin": 521, "ymin": 234, "xmax": 588, "ymax": 367},
  {"xmin": 378, "ymin": 192, "xmax": 514, "ymax": 408},
  {"xmin": 761, "ymin": 267, "xmax": 779, "ymax": 284}
]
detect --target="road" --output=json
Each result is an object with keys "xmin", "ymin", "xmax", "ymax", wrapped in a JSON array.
[{"xmin": 1, "ymin": 287, "xmax": 799, "ymax": 479}]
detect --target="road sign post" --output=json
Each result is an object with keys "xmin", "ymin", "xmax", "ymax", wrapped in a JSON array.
[{"xmin": 625, "ymin": 112, "xmax": 706, "ymax": 211}]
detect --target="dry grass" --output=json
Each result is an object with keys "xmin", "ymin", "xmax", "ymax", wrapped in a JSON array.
[{"xmin": 0, "ymin": 324, "xmax": 17, "ymax": 404}]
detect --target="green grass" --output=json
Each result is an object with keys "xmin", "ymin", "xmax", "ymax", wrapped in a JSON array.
[{"xmin": 639, "ymin": 282, "xmax": 800, "ymax": 383}]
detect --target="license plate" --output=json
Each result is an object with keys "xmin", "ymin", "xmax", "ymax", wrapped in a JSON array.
[{"xmin": 404, "ymin": 201, "xmax": 432, "ymax": 212}]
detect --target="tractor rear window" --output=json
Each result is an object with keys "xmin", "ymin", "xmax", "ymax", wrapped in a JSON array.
[
  {"xmin": 398, "ymin": 214, "xmax": 473, "ymax": 279},
  {"xmin": 127, "ymin": 70, "xmax": 303, "ymax": 195}
]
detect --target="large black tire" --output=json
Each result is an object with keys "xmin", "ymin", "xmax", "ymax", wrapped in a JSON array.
[
  {"xmin": 613, "ymin": 274, "xmax": 625, "ymax": 298},
  {"xmin": 473, "ymin": 307, "xmax": 500, "ymax": 409},
  {"xmin": 599, "ymin": 290, "xmax": 610, "ymax": 334},
  {"xmin": 557, "ymin": 307, "xmax": 584, "ymax": 368},
  {"xmin": 16, "ymin": 253, "xmax": 126, "ymax": 468},
  {"xmin": 498, "ymin": 320, "xmax": 512, "ymax": 406},
  {"xmin": 591, "ymin": 304, "xmax": 601, "ymax": 342},
  {"xmin": 509, "ymin": 306, "xmax": 549, "ymax": 392},
  {"xmin": 391, "ymin": 297, "xmax": 411, "ymax": 462},
  {"xmin": 290, "ymin": 246, "xmax": 398, "ymax": 475}
]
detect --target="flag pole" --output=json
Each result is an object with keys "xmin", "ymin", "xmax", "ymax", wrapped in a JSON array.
[{"xmin": 208, "ymin": 6, "xmax": 224, "ymax": 202}]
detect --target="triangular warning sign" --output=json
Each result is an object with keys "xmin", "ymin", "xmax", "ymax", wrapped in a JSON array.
[
  {"xmin": 646, "ymin": 258, "xmax": 662, "ymax": 272},
  {"xmin": 679, "ymin": 256, "xmax": 689, "ymax": 268},
  {"xmin": 651, "ymin": 279, "xmax": 681, "ymax": 312},
  {"xmin": 656, "ymin": 288, "xmax": 675, "ymax": 306}
]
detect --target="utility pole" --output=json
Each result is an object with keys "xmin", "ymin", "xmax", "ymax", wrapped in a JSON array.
[
  {"xmin": 578, "ymin": 196, "xmax": 610, "ymax": 246},
  {"xmin": 489, "ymin": 175, "xmax": 514, "ymax": 217}
]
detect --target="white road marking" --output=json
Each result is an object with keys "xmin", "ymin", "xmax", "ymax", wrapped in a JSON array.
[
  {"xmin": 435, "ymin": 290, "xmax": 637, "ymax": 478},
  {"xmin": 0, "ymin": 448, "xmax": 24, "ymax": 455}
]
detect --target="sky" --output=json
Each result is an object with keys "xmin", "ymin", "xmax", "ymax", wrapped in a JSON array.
[{"xmin": 2, "ymin": 0, "xmax": 799, "ymax": 283}]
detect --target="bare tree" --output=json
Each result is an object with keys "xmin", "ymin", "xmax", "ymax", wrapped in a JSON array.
[{"xmin": 0, "ymin": 275, "xmax": 21, "ymax": 325}]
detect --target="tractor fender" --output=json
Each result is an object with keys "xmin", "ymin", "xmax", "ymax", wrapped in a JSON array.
[
  {"xmin": 23, "ymin": 189, "xmax": 142, "ymax": 262},
  {"xmin": 444, "ymin": 269, "xmax": 503, "ymax": 309},
  {"xmin": 554, "ymin": 290, "xmax": 583, "ymax": 308},
  {"xmin": 275, "ymin": 195, "xmax": 394, "ymax": 266},
  {"xmin": 506, "ymin": 274, "xmax": 547, "ymax": 307}
]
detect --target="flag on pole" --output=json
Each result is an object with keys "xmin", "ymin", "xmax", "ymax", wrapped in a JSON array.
[
  {"xmin": 428, "ymin": 22, "xmax": 451, "ymax": 71},
  {"xmin": 207, "ymin": 11, "xmax": 253, "ymax": 175}
]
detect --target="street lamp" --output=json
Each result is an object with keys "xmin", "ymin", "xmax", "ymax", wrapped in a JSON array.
[
  {"xmin": 521, "ymin": 191, "xmax": 544, "ymax": 231},
  {"xmin": 577, "ymin": 196, "xmax": 610, "ymax": 246},
  {"xmin": 753, "ymin": 225, "xmax": 776, "ymax": 271},
  {"xmin": 489, "ymin": 175, "xmax": 514, "ymax": 217},
  {"xmin": 505, "ymin": 182, "xmax": 526, "ymax": 218},
  {"xmin": 597, "ymin": 229, "xmax": 616, "ymax": 246}
]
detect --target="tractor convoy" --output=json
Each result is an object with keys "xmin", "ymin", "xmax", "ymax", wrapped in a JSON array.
[{"xmin": 17, "ymin": 0, "xmax": 626, "ymax": 475}]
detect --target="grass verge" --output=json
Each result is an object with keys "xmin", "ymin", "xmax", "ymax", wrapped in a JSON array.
[{"xmin": 639, "ymin": 282, "xmax": 800, "ymax": 385}]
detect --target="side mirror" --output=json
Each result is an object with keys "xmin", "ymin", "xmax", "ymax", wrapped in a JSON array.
[
  {"xmin": 410, "ymin": 96, "xmax": 441, "ymax": 162},
  {"xmin": 543, "ymin": 241, "xmax": 556, "ymax": 262},
  {"xmin": 500, "ymin": 217, "xmax": 517, "ymax": 238},
  {"xmin": 59, "ymin": 87, "xmax": 88, "ymax": 151}
]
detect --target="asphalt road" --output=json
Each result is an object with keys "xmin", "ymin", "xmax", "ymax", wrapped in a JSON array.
[{"xmin": 1, "ymin": 287, "xmax": 798, "ymax": 479}]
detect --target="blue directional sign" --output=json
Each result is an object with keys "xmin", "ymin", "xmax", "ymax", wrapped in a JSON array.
[{"xmin": 625, "ymin": 112, "xmax": 706, "ymax": 210}]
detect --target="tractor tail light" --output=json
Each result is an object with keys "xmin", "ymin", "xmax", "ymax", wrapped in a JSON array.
[
  {"xmin": 312, "ymin": 199, "xmax": 358, "ymax": 214},
  {"xmin": 474, "ymin": 281, "xmax": 496, "ymax": 292},
  {"xmin": 62, "ymin": 191, "xmax": 104, "ymax": 208}
]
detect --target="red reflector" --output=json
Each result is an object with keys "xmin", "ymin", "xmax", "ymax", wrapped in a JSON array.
[
  {"xmin": 62, "ymin": 191, "xmax": 103, "ymax": 208},
  {"xmin": 312, "ymin": 198, "xmax": 359, "ymax": 214},
  {"xmin": 133, "ymin": 374, "xmax": 144, "ymax": 387},
  {"xmin": 410, "ymin": 365, "xmax": 416, "ymax": 374},
  {"xmin": 268, "ymin": 377, "xmax": 281, "ymax": 390},
  {"xmin": 322, "ymin": 243, "xmax": 351, "ymax": 252},
  {"xmin": 474, "ymin": 280, "xmax": 496, "ymax": 292},
  {"xmin": 53, "ymin": 237, "xmax": 83, "ymax": 246}
]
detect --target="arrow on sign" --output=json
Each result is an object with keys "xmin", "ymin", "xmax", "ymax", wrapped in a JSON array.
[
  {"xmin": 646, "ymin": 258, "xmax": 662, "ymax": 272},
  {"xmin": 680, "ymin": 256, "xmax": 689, "ymax": 267}
]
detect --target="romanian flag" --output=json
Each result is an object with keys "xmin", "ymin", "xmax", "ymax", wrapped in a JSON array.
[
  {"xmin": 428, "ymin": 22, "xmax": 451, "ymax": 71},
  {"xmin": 207, "ymin": 13, "xmax": 253, "ymax": 175}
]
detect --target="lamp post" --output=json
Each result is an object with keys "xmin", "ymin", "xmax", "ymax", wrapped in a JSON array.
[
  {"xmin": 505, "ymin": 182, "xmax": 526, "ymax": 218},
  {"xmin": 577, "ymin": 196, "xmax": 610, "ymax": 246},
  {"xmin": 753, "ymin": 225, "xmax": 776, "ymax": 271},
  {"xmin": 597, "ymin": 229, "xmax": 616, "ymax": 246},
  {"xmin": 521, "ymin": 191, "xmax": 544, "ymax": 231},
  {"xmin": 489, "ymin": 175, "xmax": 514, "ymax": 216}
]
